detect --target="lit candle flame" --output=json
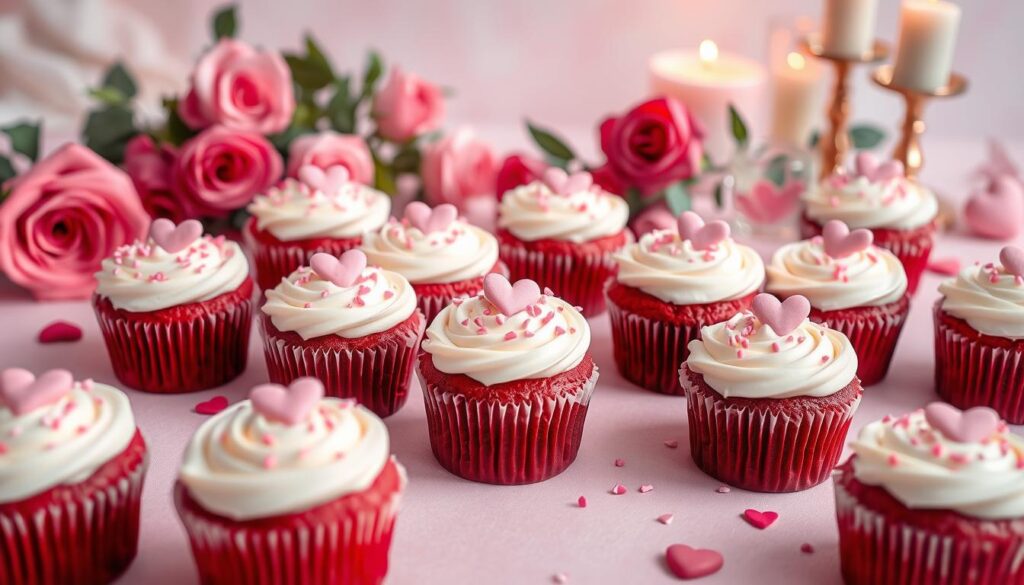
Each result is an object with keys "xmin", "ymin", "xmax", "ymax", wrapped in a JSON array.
[
  {"xmin": 786, "ymin": 52, "xmax": 806, "ymax": 71},
  {"xmin": 699, "ymin": 40, "xmax": 719, "ymax": 66}
]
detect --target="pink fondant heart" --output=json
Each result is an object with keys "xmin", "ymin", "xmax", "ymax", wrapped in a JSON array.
[
  {"xmin": 194, "ymin": 395, "xmax": 229, "ymax": 416},
  {"xmin": 542, "ymin": 168, "xmax": 593, "ymax": 195},
  {"xmin": 964, "ymin": 177, "xmax": 1024, "ymax": 241},
  {"xmin": 299, "ymin": 164, "xmax": 350, "ymax": 194},
  {"xmin": 38, "ymin": 320, "xmax": 82, "ymax": 343},
  {"xmin": 677, "ymin": 211, "xmax": 730, "ymax": 251},
  {"xmin": 822, "ymin": 220, "xmax": 873, "ymax": 259},
  {"xmin": 854, "ymin": 152, "xmax": 904, "ymax": 182},
  {"xmin": 752, "ymin": 293, "xmax": 810, "ymax": 336},
  {"xmin": 734, "ymin": 179, "xmax": 804, "ymax": 225},
  {"xmin": 483, "ymin": 274, "xmax": 541, "ymax": 316},
  {"xmin": 0, "ymin": 368, "xmax": 74, "ymax": 416},
  {"xmin": 404, "ymin": 201, "xmax": 459, "ymax": 234},
  {"xmin": 310, "ymin": 250, "xmax": 367, "ymax": 288},
  {"xmin": 149, "ymin": 218, "xmax": 203, "ymax": 254},
  {"xmin": 743, "ymin": 509, "xmax": 779, "ymax": 529},
  {"xmin": 923, "ymin": 402, "xmax": 1000, "ymax": 444},
  {"xmin": 1000, "ymin": 246, "xmax": 1024, "ymax": 278},
  {"xmin": 665, "ymin": 544, "xmax": 724, "ymax": 580},
  {"xmin": 250, "ymin": 377, "xmax": 325, "ymax": 425}
]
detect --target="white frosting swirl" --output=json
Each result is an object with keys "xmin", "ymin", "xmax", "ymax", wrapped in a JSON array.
[
  {"xmin": 614, "ymin": 229, "xmax": 764, "ymax": 304},
  {"xmin": 361, "ymin": 218, "xmax": 498, "ymax": 284},
  {"xmin": 0, "ymin": 380, "xmax": 137, "ymax": 503},
  {"xmin": 766, "ymin": 239, "xmax": 907, "ymax": 311},
  {"xmin": 685, "ymin": 311, "xmax": 858, "ymax": 398},
  {"xmin": 851, "ymin": 410, "xmax": 1024, "ymax": 519},
  {"xmin": 263, "ymin": 265, "xmax": 416, "ymax": 340},
  {"xmin": 804, "ymin": 174, "xmax": 937, "ymax": 230},
  {"xmin": 179, "ymin": 399, "xmax": 390, "ymax": 520},
  {"xmin": 940, "ymin": 261, "xmax": 1024, "ymax": 339},
  {"xmin": 498, "ymin": 181, "xmax": 628, "ymax": 243},
  {"xmin": 248, "ymin": 178, "xmax": 390, "ymax": 241},
  {"xmin": 95, "ymin": 235, "xmax": 249, "ymax": 312},
  {"xmin": 422, "ymin": 292, "xmax": 590, "ymax": 385}
]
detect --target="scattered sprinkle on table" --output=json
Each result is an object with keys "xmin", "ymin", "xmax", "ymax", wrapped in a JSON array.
[
  {"xmin": 657, "ymin": 513, "xmax": 674, "ymax": 525},
  {"xmin": 800, "ymin": 543, "xmax": 815, "ymax": 554},
  {"xmin": 664, "ymin": 440, "xmax": 679, "ymax": 449},
  {"xmin": 614, "ymin": 458, "xmax": 625, "ymax": 467},
  {"xmin": 38, "ymin": 320, "xmax": 82, "ymax": 343},
  {"xmin": 577, "ymin": 496, "xmax": 587, "ymax": 508},
  {"xmin": 742, "ymin": 509, "xmax": 779, "ymax": 529},
  {"xmin": 610, "ymin": 483, "xmax": 627, "ymax": 495},
  {"xmin": 716, "ymin": 486, "xmax": 730, "ymax": 494},
  {"xmin": 194, "ymin": 395, "xmax": 229, "ymax": 415}
]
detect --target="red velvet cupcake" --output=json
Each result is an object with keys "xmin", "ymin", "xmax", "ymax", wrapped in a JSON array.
[
  {"xmin": 260, "ymin": 250, "xmax": 424, "ymax": 417},
  {"xmin": 767, "ymin": 220, "xmax": 910, "ymax": 386},
  {"xmin": 245, "ymin": 164, "xmax": 390, "ymax": 290},
  {"xmin": 497, "ymin": 169, "xmax": 629, "ymax": 316},
  {"xmin": 679, "ymin": 293, "xmax": 862, "ymax": 492},
  {"xmin": 934, "ymin": 245, "xmax": 1024, "ymax": 423},
  {"xmin": 801, "ymin": 153, "xmax": 937, "ymax": 294},
  {"xmin": 607, "ymin": 211, "xmax": 764, "ymax": 395},
  {"xmin": 0, "ymin": 369, "xmax": 148, "ymax": 585},
  {"xmin": 419, "ymin": 274, "xmax": 597, "ymax": 484},
  {"xmin": 361, "ymin": 202, "xmax": 506, "ymax": 324},
  {"xmin": 93, "ymin": 219, "xmax": 253, "ymax": 393},
  {"xmin": 176, "ymin": 378, "xmax": 405, "ymax": 585},
  {"xmin": 835, "ymin": 404, "xmax": 1024, "ymax": 585}
]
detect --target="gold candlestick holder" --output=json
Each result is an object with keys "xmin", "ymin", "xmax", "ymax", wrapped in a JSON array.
[
  {"xmin": 801, "ymin": 37, "xmax": 889, "ymax": 180},
  {"xmin": 871, "ymin": 65, "xmax": 968, "ymax": 180}
]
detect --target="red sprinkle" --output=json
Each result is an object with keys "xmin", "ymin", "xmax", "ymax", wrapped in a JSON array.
[
  {"xmin": 195, "ymin": 396, "xmax": 229, "ymax": 415},
  {"xmin": 610, "ymin": 483, "xmax": 627, "ymax": 495},
  {"xmin": 577, "ymin": 496, "xmax": 587, "ymax": 508},
  {"xmin": 887, "ymin": 453, "xmax": 899, "ymax": 467},
  {"xmin": 657, "ymin": 513, "xmax": 674, "ymax": 525},
  {"xmin": 38, "ymin": 321, "xmax": 83, "ymax": 344},
  {"xmin": 503, "ymin": 331, "xmax": 517, "ymax": 341},
  {"xmin": 614, "ymin": 458, "xmax": 625, "ymax": 467},
  {"xmin": 743, "ymin": 509, "xmax": 779, "ymax": 529},
  {"xmin": 664, "ymin": 440, "xmax": 679, "ymax": 449},
  {"xmin": 800, "ymin": 543, "xmax": 815, "ymax": 554},
  {"xmin": 639, "ymin": 484, "xmax": 654, "ymax": 494}
]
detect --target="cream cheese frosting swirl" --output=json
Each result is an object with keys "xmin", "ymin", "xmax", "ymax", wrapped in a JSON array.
[
  {"xmin": 0, "ymin": 377, "xmax": 136, "ymax": 503},
  {"xmin": 248, "ymin": 178, "xmax": 390, "ymax": 241},
  {"xmin": 767, "ymin": 238, "xmax": 907, "ymax": 310},
  {"xmin": 498, "ymin": 181, "xmax": 628, "ymax": 243},
  {"xmin": 804, "ymin": 174, "xmax": 937, "ymax": 230},
  {"xmin": 940, "ymin": 260, "xmax": 1024, "ymax": 339},
  {"xmin": 361, "ymin": 218, "xmax": 498, "ymax": 284},
  {"xmin": 95, "ymin": 235, "xmax": 248, "ymax": 312},
  {"xmin": 685, "ymin": 311, "xmax": 858, "ymax": 398},
  {"xmin": 422, "ymin": 291, "xmax": 591, "ymax": 385},
  {"xmin": 851, "ymin": 409, "xmax": 1024, "ymax": 519},
  {"xmin": 179, "ymin": 398, "xmax": 390, "ymax": 520},
  {"xmin": 615, "ymin": 229, "xmax": 764, "ymax": 304},
  {"xmin": 263, "ymin": 264, "xmax": 416, "ymax": 340}
]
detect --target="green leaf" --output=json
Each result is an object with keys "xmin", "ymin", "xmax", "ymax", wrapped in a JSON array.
[
  {"xmin": 212, "ymin": 5, "xmax": 238, "ymax": 40},
  {"xmin": 0, "ymin": 157, "xmax": 17, "ymax": 185},
  {"xmin": 808, "ymin": 130, "xmax": 820, "ymax": 149},
  {"xmin": 765, "ymin": 154, "xmax": 789, "ymax": 187},
  {"xmin": 728, "ymin": 104, "xmax": 749, "ymax": 149},
  {"xmin": 284, "ymin": 35, "xmax": 335, "ymax": 91},
  {"xmin": 373, "ymin": 158, "xmax": 397, "ymax": 195},
  {"xmin": 391, "ymin": 145, "xmax": 422, "ymax": 174},
  {"xmin": 157, "ymin": 98, "xmax": 196, "ymax": 146},
  {"xmin": 526, "ymin": 121, "xmax": 575, "ymax": 164},
  {"xmin": 849, "ymin": 125, "xmax": 886, "ymax": 150},
  {"xmin": 88, "ymin": 87, "xmax": 126, "ymax": 106},
  {"xmin": 1, "ymin": 121, "xmax": 41, "ymax": 162},
  {"xmin": 82, "ymin": 106, "xmax": 137, "ymax": 164},
  {"xmin": 713, "ymin": 180, "xmax": 725, "ymax": 208},
  {"xmin": 701, "ymin": 151, "xmax": 716, "ymax": 173},
  {"xmin": 360, "ymin": 51, "xmax": 383, "ymax": 100},
  {"xmin": 664, "ymin": 181, "xmax": 690, "ymax": 216},
  {"xmin": 268, "ymin": 125, "xmax": 309, "ymax": 158},
  {"xmin": 101, "ymin": 62, "xmax": 137, "ymax": 100},
  {"xmin": 326, "ymin": 77, "xmax": 356, "ymax": 133}
]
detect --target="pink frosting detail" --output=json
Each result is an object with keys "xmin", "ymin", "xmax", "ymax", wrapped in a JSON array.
[
  {"xmin": 677, "ymin": 211, "xmax": 729, "ymax": 251},
  {"xmin": 483, "ymin": 274, "xmax": 541, "ymax": 317},
  {"xmin": 923, "ymin": 402, "xmax": 1001, "ymax": 444},
  {"xmin": 542, "ymin": 168, "xmax": 593, "ymax": 195},
  {"xmin": 149, "ymin": 218, "xmax": 203, "ymax": 254},
  {"xmin": 1000, "ymin": 246, "xmax": 1024, "ymax": 278},
  {"xmin": 309, "ymin": 250, "xmax": 367, "ymax": 288},
  {"xmin": 298, "ymin": 164, "xmax": 350, "ymax": 195},
  {"xmin": 821, "ymin": 220, "xmax": 873, "ymax": 259},
  {"xmin": 854, "ymin": 152, "xmax": 905, "ymax": 182},
  {"xmin": 249, "ymin": 377, "xmax": 325, "ymax": 426},
  {"xmin": 0, "ymin": 368, "xmax": 74, "ymax": 416},
  {"xmin": 404, "ymin": 201, "xmax": 458, "ymax": 234},
  {"xmin": 751, "ymin": 293, "xmax": 810, "ymax": 336}
]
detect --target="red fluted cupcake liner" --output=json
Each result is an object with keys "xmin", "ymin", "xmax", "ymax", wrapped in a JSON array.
[
  {"xmin": 0, "ymin": 431, "xmax": 148, "ymax": 585},
  {"xmin": 834, "ymin": 458, "xmax": 1024, "ymax": 585},
  {"xmin": 801, "ymin": 215, "xmax": 935, "ymax": 295},
  {"xmin": 606, "ymin": 282, "xmax": 758, "ymax": 395},
  {"xmin": 411, "ymin": 261, "xmax": 509, "ymax": 325},
  {"xmin": 261, "ymin": 312, "xmax": 425, "ymax": 418},
  {"xmin": 94, "ymin": 278, "xmax": 254, "ymax": 394},
  {"xmin": 934, "ymin": 302, "xmax": 1024, "ymax": 423},
  {"xmin": 680, "ymin": 366, "xmax": 862, "ymax": 492},
  {"xmin": 418, "ymin": 352, "xmax": 598, "ymax": 485},
  {"xmin": 244, "ymin": 218, "xmax": 364, "ymax": 291},
  {"xmin": 497, "ymin": 229, "xmax": 629, "ymax": 317},
  {"xmin": 175, "ymin": 457, "xmax": 406, "ymax": 585},
  {"xmin": 809, "ymin": 295, "xmax": 910, "ymax": 387}
]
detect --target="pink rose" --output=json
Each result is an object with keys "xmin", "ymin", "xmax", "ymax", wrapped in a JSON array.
[
  {"xmin": 178, "ymin": 39, "xmax": 295, "ymax": 135},
  {"xmin": 177, "ymin": 125, "xmax": 283, "ymax": 217},
  {"xmin": 420, "ymin": 128, "xmax": 498, "ymax": 208},
  {"xmin": 286, "ymin": 131, "xmax": 374, "ymax": 184},
  {"xmin": 122, "ymin": 134, "xmax": 193, "ymax": 222},
  {"xmin": 495, "ymin": 154, "xmax": 547, "ymax": 201},
  {"xmin": 599, "ymin": 97, "xmax": 704, "ymax": 192},
  {"xmin": 372, "ymin": 66, "xmax": 444, "ymax": 142},
  {"xmin": 0, "ymin": 144, "xmax": 150, "ymax": 300},
  {"xmin": 630, "ymin": 203, "xmax": 676, "ymax": 238}
]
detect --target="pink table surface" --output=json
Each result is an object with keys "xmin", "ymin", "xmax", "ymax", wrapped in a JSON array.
[{"xmin": 1, "ymin": 139, "xmax": 1022, "ymax": 584}]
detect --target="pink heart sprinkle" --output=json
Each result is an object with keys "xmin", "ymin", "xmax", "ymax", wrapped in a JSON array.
[
  {"xmin": 752, "ymin": 293, "xmax": 810, "ymax": 336},
  {"xmin": 677, "ymin": 211, "xmax": 730, "ymax": 250},
  {"xmin": 250, "ymin": 377, "xmax": 325, "ymax": 426},
  {"xmin": 38, "ymin": 320, "xmax": 82, "ymax": 343},
  {"xmin": 1000, "ymin": 246, "xmax": 1024, "ymax": 278},
  {"xmin": 665, "ymin": 544, "xmax": 724, "ymax": 580},
  {"xmin": 822, "ymin": 220, "xmax": 873, "ymax": 258},
  {"xmin": 0, "ymin": 368, "xmax": 74, "ymax": 416},
  {"xmin": 657, "ymin": 513, "xmax": 674, "ymax": 525},
  {"xmin": 483, "ymin": 274, "xmax": 541, "ymax": 316},
  {"xmin": 299, "ymin": 164, "xmax": 350, "ymax": 194},
  {"xmin": 927, "ymin": 257, "xmax": 961, "ymax": 276},
  {"xmin": 149, "ymin": 218, "xmax": 203, "ymax": 254},
  {"xmin": 964, "ymin": 177, "xmax": 1024, "ymax": 241},
  {"xmin": 854, "ymin": 152, "xmax": 904, "ymax": 182},
  {"xmin": 923, "ymin": 402, "xmax": 1001, "ymax": 444},
  {"xmin": 542, "ymin": 168, "xmax": 592, "ymax": 195},
  {"xmin": 743, "ymin": 509, "xmax": 779, "ymax": 529},
  {"xmin": 735, "ymin": 179, "xmax": 804, "ymax": 225},
  {"xmin": 310, "ymin": 250, "xmax": 367, "ymax": 288},
  {"xmin": 194, "ymin": 395, "xmax": 229, "ymax": 416},
  {"xmin": 404, "ymin": 201, "xmax": 458, "ymax": 234}
]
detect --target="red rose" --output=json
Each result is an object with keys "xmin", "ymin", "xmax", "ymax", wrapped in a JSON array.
[
  {"xmin": 286, "ymin": 131, "xmax": 374, "ymax": 184},
  {"xmin": 177, "ymin": 125, "xmax": 283, "ymax": 217},
  {"xmin": 0, "ymin": 144, "xmax": 150, "ymax": 300},
  {"xmin": 122, "ymin": 135, "xmax": 193, "ymax": 222},
  {"xmin": 599, "ymin": 97, "xmax": 704, "ymax": 192},
  {"xmin": 495, "ymin": 154, "xmax": 547, "ymax": 200},
  {"xmin": 589, "ymin": 163, "xmax": 628, "ymax": 196}
]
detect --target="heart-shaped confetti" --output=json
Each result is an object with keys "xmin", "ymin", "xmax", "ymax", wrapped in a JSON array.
[
  {"xmin": 923, "ymin": 402, "xmax": 1000, "ymax": 444},
  {"xmin": 751, "ymin": 293, "xmax": 810, "ymax": 336},
  {"xmin": 299, "ymin": 164, "xmax": 351, "ymax": 194},
  {"xmin": 0, "ymin": 368, "xmax": 74, "ymax": 416},
  {"xmin": 542, "ymin": 168, "xmax": 593, "ymax": 195},
  {"xmin": 1000, "ymin": 246, "xmax": 1024, "ymax": 278},
  {"xmin": 483, "ymin": 274, "xmax": 541, "ymax": 316},
  {"xmin": 665, "ymin": 544, "xmax": 724, "ymax": 580},
  {"xmin": 822, "ymin": 220, "xmax": 873, "ymax": 258},
  {"xmin": 250, "ymin": 377, "xmax": 325, "ymax": 425},
  {"xmin": 677, "ymin": 211, "xmax": 730, "ymax": 251},
  {"xmin": 38, "ymin": 320, "xmax": 82, "ymax": 343},
  {"xmin": 405, "ymin": 201, "xmax": 459, "ymax": 234},
  {"xmin": 734, "ymin": 179, "xmax": 804, "ymax": 225},
  {"xmin": 150, "ymin": 218, "xmax": 203, "ymax": 254},
  {"xmin": 195, "ymin": 395, "xmax": 229, "ymax": 415},
  {"xmin": 310, "ymin": 250, "xmax": 367, "ymax": 288},
  {"xmin": 854, "ymin": 152, "xmax": 904, "ymax": 183},
  {"xmin": 743, "ymin": 509, "xmax": 779, "ymax": 529},
  {"xmin": 927, "ymin": 257, "xmax": 961, "ymax": 276},
  {"xmin": 964, "ymin": 177, "xmax": 1024, "ymax": 240}
]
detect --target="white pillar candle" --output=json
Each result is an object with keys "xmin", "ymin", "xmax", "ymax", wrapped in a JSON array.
[
  {"xmin": 649, "ymin": 41, "xmax": 767, "ymax": 162},
  {"xmin": 891, "ymin": 0, "xmax": 961, "ymax": 93},
  {"xmin": 821, "ymin": 0, "xmax": 879, "ymax": 58},
  {"xmin": 770, "ymin": 52, "xmax": 825, "ymax": 147}
]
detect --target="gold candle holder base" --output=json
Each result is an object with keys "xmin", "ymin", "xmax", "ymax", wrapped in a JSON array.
[
  {"xmin": 801, "ymin": 37, "xmax": 889, "ymax": 180},
  {"xmin": 871, "ymin": 65, "xmax": 968, "ymax": 180}
]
